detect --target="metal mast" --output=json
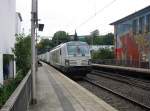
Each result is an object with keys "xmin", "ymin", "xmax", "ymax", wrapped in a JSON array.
[{"xmin": 31, "ymin": 0, "xmax": 38, "ymax": 103}]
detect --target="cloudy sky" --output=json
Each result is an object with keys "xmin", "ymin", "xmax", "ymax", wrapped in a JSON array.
[{"xmin": 16, "ymin": 0, "xmax": 150, "ymax": 37}]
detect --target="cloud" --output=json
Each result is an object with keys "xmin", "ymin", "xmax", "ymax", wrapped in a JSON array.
[{"xmin": 16, "ymin": 0, "xmax": 150, "ymax": 36}]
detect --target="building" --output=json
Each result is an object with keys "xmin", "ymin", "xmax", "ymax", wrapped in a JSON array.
[
  {"xmin": 110, "ymin": 5, "xmax": 150, "ymax": 67},
  {"xmin": 0, "ymin": 0, "xmax": 22, "ymax": 85}
]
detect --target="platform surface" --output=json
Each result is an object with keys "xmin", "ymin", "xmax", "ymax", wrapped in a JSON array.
[
  {"xmin": 29, "ymin": 63, "xmax": 118, "ymax": 111},
  {"xmin": 92, "ymin": 64, "xmax": 150, "ymax": 74}
]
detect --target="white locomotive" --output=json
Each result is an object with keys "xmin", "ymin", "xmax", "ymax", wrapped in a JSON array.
[{"xmin": 39, "ymin": 41, "xmax": 91, "ymax": 77}]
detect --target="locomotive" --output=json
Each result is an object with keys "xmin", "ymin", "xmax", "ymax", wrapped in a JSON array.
[{"xmin": 39, "ymin": 41, "xmax": 91, "ymax": 78}]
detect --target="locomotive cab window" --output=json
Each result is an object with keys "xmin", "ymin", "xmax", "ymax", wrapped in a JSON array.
[{"xmin": 67, "ymin": 44, "xmax": 89, "ymax": 56}]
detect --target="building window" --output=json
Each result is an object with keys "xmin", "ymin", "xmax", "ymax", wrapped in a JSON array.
[
  {"xmin": 132, "ymin": 19, "xmax": 138, "ymax": 35},
  {"xmin": 146, "ymin": 14, "xmax": 150, "ymax": 32},
  {"xmin": 139, "ymin": 16, "xmax": 145, "ymax": 34}
]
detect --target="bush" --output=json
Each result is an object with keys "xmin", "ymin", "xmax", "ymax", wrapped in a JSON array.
[
  {"xmin": 0, "ymin": 70, "xmax": 24, "ymax": 108},
  {"xmin": 92, "ymin": 48, "xmax": 114, "ymax": 60},
  {"xmin": 13, "ymin": 34, "xmax": 31, "ymax": 74},
  {"xmin": 0, "ymin": 34, "xmax": 31, "ymax": 108}
]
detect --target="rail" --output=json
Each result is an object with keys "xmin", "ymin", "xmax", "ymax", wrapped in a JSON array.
[
  {"xmin": 0, "ymin": 71, "xmax": 32, "ymax": 111},
  {"xmin": 92, "ymin": 70, "xmax": 150, "ymax": 90},
  {"xmin": 84, "ymin": 77, "xmax": 150, "ymax": 110}
]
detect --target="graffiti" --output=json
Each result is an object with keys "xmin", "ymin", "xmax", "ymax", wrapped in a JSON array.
[
  {"xmin": 134, "ymin": 33, "xmax": 150, "ymax": 51},
  {"xmin": 116, "ymin": 30, "xmax": 150, "ymax": 64}
]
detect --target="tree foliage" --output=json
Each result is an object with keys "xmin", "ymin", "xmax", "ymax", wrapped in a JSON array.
[
  {"xmin": 37, "ymin": 31, "xmax": 70, "ymax": 54},
  {"xmin": 85, "ymin": 32, "xmax": 114, "ymax": 45},
  {"xmin": 74, "ymin": 30, "xmax": 79, "ymax": 41},
  {"xmin": 52, "ymin": 31, "xmax": 70, "ymax": 46},
  {"xmin": 12, "ymin": 34, "xmax": 31, "ymax": 74},
  {"xmin": 0, "ymin": 34, "xmax": 31, "ymax": 108},
  {"xmin": 90, "ymin": 29, "xmax": 99, "ymax": 37},
  {"xmin": 37, "ymin": 38, "xmax": 53, "ymax": 54},
  {"xmin": 92, "ymin": 48, "xmax": 114, "ymax": 60}
]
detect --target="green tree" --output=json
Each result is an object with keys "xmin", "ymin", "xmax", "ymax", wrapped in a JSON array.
[
  {"xmin": 90, "ymin": 29, "xmax": 99, "ymax": 37},
  {"xmin": 12, "ymin": 34, "xmax": 31, "ymax": 74},
  {"xmin": 103, "ymin": 33, "xmax": 114, "ymax": 45},
  {"xmin": 37, "ymin": 38, "xmax": 53, "ymax": 54},
  {"xmin": 92, "ymin": 48, "xmax": 114, "ymax": 60},
  {"xmin": 0, "ymin": 34, "xmax": 31, "ymax": 108},
  {"xmin": 85, "ymin": 33, "xmax": 114, "ymax": 45},
  {"xmin": 85, "ymin": 36, "xmax": 92, "ymax": 45},
  {"xmin": 52, "ymin": 31, "xmax": 70, "ymax": 46},
  {"xmin": 87, "ymin": 29, "xmax": 100, "ymax": 45},
  {"xmin": 74, "ymin": 30, "xmax": 79, "ymax": 41}
]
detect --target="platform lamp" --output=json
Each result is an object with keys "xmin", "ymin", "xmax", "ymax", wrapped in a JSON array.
[
  {"xmin": 38, "ymin": 24, "xmax": 44, "ymax": 31},
  {"xmin": 35, "ymin": 23, "xmax": 44, "ymax": 71},
  {"xmin": 35, "ymin": 23, "xmax": 44, "ymax": 72}
]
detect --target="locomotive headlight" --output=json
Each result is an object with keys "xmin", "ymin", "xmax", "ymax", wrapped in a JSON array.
[{"xmin": 65, "ymin": 59, "xmax": 70, "ymax": 66}]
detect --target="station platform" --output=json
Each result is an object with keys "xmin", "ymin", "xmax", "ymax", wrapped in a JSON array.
[
  {"xmin": 92, "ymin": 64, "xmax": 150, "ymax": 74},
  {"xmin": 29, "ymin": 63, "xmax": 117, "ymax": 111}
]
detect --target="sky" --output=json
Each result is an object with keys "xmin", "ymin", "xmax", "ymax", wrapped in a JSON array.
[{"xmin": 16, "ymin": 0, "xmax": 150, "ymax": 38}]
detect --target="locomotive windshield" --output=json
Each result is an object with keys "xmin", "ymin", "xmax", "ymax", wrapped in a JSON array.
[{"xmin": 67, "ymin": 45, "xmax": 89, "ymax": 56}]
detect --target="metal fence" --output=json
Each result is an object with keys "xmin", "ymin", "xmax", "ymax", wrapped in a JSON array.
[
  {"xmin": 0, "ymin": 71, "xmax": 32, "ymax": 111},
  {"xmin": 92, "ymin": 59, "xmax": 150, "ymax": 69}
]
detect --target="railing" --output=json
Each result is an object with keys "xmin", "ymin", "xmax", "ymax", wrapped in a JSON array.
[
  {"xmin": 92, "ymin": 59, "xmax": 150, "ymax": 69},
  {"xmin": 0, "ymin": 71, "xmax": 32, "ymax": 111}
]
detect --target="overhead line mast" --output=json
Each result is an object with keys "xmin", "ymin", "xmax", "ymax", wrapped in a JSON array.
[{"xmin": 31, "ymin": 0, "xmax": 38, "ymax": 104}]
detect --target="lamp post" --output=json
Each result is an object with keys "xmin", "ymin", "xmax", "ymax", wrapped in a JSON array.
[{"xmin": 31, "ymin": 0, "xmax": 38, "ymax": 104}]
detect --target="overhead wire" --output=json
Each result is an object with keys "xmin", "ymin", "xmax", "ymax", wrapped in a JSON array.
[{"xmin": 76, "ymin": 0, "xmax": 117, "ymax": 29}]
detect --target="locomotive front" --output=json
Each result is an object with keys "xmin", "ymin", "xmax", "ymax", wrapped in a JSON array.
[{"xmin": 64, "ymin": 41, "xmax": 91, "ymax": 77}]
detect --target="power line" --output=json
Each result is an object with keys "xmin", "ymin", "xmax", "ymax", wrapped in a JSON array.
[{"xmin": 76, "ymin": 0, "xmax": 117, "ymax": 29}]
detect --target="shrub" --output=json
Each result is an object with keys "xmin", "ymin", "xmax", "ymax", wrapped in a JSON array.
[
  {"xmin": 0, "ymin": 70, "xmax": 24, "ymax": 108},
  {"xmin": 0, "ymin": 34, "xmax": 31, "ymax": 108},
  {"xmin": 13, "ymin": 34, "xmax": 31, "ymax": 74},
  {"xmin": 92, "ymin": 48, "xmax": 114, "ymax": 60}
]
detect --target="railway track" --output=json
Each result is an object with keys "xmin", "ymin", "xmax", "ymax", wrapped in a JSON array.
[
  {"xmin": 91, "ymin": 70, "xmax": 150, "ymax": 90},
  {"xmin": 83, "ymin": 77, "xmax": 150, "ymax": 110}
]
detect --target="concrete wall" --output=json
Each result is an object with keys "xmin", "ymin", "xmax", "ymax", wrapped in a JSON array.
[
  {"xmin": 0, "ymin": 0, "xmax": 16, "ymax": 84},
  {"xmin": 0, "ymin": 0, "xmax": 16, "ymax": 54},
  {"xmin": 0, "ymin": 54, "xmax": 3, "ymax": 85}
]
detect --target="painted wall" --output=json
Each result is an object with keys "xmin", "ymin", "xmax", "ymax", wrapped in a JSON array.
[{"xmin": 114, "ymin": 12, "xmax": 150, "ymax": 66}]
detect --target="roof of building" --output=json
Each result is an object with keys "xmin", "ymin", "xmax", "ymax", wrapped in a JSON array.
[{"xmin": 110, "ymin": 5, "xmax": 150, "ymax": 25}]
